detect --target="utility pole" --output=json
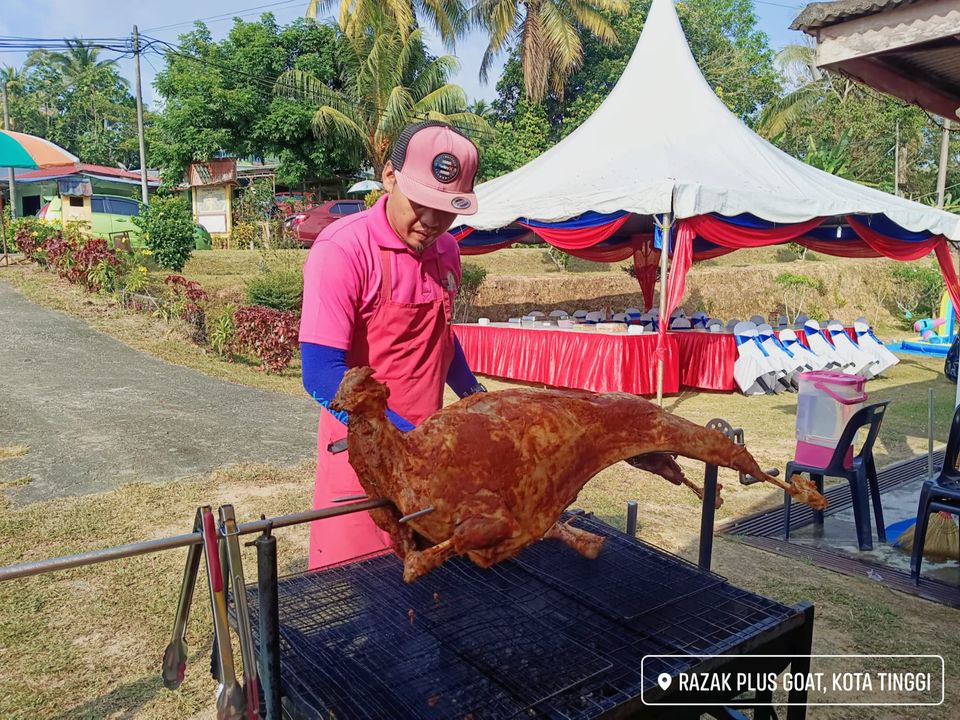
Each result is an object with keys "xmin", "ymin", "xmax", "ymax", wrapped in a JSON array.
[
  {"xmin": 132, "ymin": 25, "xmax": 149, "ymax": 205},
  {"xmin": 894, "ymin": 120, "xmax": 900, "ymax": 197},
  {"xmin": 2, "ymin": 80, "xmax": 16, "ymax": 219},
  {"xmin": 937, "ymin": 119, "xmax": 952, "ymax": 208}
]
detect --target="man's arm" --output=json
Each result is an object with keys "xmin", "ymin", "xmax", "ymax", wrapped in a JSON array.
[
  {"xmin": 301, "ymin": 343, "xmax": 415, "ymax": 431},
  {"xmin": 446, "ymin": 336, "xmax": 485, "ymax": 398}
]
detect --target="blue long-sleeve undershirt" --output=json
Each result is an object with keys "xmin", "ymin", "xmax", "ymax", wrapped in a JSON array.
[{"xmin": 301, "ymin": 339, "xmax": 479, "ymax": 431}]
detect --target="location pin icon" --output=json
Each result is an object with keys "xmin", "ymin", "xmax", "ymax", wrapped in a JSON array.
[{"xmin": 657, "ymin": 673, "xmax": 672, "ymax": 691}]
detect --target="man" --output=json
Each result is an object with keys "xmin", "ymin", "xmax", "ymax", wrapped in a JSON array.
[{"xmin": 299, "ymin": 121, "xmax": 486, "ymax": 569}]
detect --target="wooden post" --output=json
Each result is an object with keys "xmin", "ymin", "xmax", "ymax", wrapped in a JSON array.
[
  {"xmin": 133, "ymin": 25, "xmax": 149, "ymax": 205},
  {"xmin": 937, "ymin": 119, "xmax": 951, "ymax": 208}
]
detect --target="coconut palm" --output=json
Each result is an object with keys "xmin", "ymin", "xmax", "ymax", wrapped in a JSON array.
[
  {"xmin": 468, "ymin": 98, "xmax": 495, "ymax": 120},
  {"xmin": 757, "ymin": 43, "xmax": 854, "ymax": 138},
  {"xmin": 279, "ymin": 9, "xmax": 490, "ymax": 175},
  {"xmin": 46, "ymin": 40, "xmax": 129, "ymax": 91},
  {"xmin": 471, "ymin": 0, "xmax": 628, "ymax": 102},
  {"xmin": 306, "ymin": 0, "xmax": 466, "ymax": 47}
]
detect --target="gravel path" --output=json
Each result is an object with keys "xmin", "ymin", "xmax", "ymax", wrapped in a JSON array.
[{"xmin": 0, "ymin": 280, "xmax": 318, "ymax": 505}]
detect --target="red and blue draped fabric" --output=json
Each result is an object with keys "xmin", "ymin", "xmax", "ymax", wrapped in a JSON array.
[
  {"xmin": 685, "ymin": 213, "xmax": 826, "ymax": 247},
  {"xmin": 518, "ymin": 210, "xmax": 631, "ymax": 249},
  {"xmin": 656, "ymin": 220, "xmax": 695, "ymax": 362},
  {"xmin": 453, "ymin": 226, "xmax": 532, "ymax": 255}
]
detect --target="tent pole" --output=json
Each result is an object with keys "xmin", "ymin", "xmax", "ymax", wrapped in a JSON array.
[{"xmin": 656, "ymin": 213, "xmax": 673, "ymax": 406}]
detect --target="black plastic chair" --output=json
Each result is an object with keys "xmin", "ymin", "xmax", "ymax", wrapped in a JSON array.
[
  {"xmin": 783, "ymin": 402, "xmax": 890, "ymax": 551},
  {"xmin": 911, "ymin": 405, "xmax": 960, "ymax": 585}
]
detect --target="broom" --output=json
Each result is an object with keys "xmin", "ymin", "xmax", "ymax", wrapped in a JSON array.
[
  {"xmin": 893, "ymin": 511, "xmax": 960, "ymax": 560},
  {"xmin": 892, "ymin": 389, "xmax": 960, "ymax": 560}
]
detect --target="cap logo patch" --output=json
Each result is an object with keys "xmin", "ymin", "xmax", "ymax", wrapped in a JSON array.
[
  {"xmin": 432, "ymin": 153, "xmax": 460, "ymax": 183},
  {"xmin": 451, "ymin": 196, "xmax": 470, "ymax": 210}
]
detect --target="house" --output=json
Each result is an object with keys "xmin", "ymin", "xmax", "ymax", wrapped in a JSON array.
[
  {"xmin": 12, "ymin": 163, "xmax": 160, "ymax": 217},
  {"xmin": 793, "ymin": 0, "xmax": 960, "ymax": 119}
]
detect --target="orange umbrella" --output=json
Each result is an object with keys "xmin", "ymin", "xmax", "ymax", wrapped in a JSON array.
[{"xmin": 0, "ymin": 129, "xmax": 79, "ymax": 169}]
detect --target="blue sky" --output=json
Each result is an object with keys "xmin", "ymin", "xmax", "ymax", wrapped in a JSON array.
[{"xmin": 0, "ymin": 0, "xmax": 808, "ymax": 108}]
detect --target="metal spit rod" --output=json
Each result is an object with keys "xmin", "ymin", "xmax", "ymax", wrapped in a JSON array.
[{"xmin": 0, "ymin": 498, "xmax": 392, "ymax": 583}]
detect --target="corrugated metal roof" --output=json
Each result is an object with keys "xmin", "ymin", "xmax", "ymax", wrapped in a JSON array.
[
  {"xmin": 16, "ymin": 162, "xmax": 159, "ymax": 184},
  {"xmin": 792, "ymin": 0, "xmax": 916, "ymax": 32}
]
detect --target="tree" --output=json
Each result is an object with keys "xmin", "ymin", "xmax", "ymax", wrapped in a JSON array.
[
  {"xmin": 277, "ymin": 9, "xmax": 489, "ymax": 175},
  {"xmin": 306, "ymin": 0, "xmax": 466, "ymax": 47},
  {"xmin": 151, "ymin": 16, "xmax": 355, "ymax": 185},
  {"xmin": 490, "ymin": 0, "xmax": 779, "ymax": 133},
  {"xmin": 8, "ymin": 44, "xmax": 139, "ymax": 167},
  {"xmin": 478, "ymin": 101, "xmax": 552, "ymax": 179},
  {"xmin": 472, "ymin": 0, "xmax": 629, "ymax": 102}
]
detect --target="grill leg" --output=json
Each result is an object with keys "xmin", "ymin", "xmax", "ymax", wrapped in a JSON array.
[
  {"xmin": 254, "ymin": 527, "xmax": 282, "ymax": 720},
  {"xmin": 786, "ymin": 603, "xmax": 815, "ymax": 720},
  {"xmin": 699, "ymin": 464, "xmax": 718, "ymax": 570},
  {"xmin": 626, "ymin": 500, "xmax": 638, "ymax": 536}
]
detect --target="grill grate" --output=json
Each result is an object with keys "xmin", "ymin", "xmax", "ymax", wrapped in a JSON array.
[
  {"xmin": 248, "ymin": 514, "xmax": 803, "ymax": 719},
  {"xmin": 513, "ymin": 514, "xmax": 727, "ymax": 620}
]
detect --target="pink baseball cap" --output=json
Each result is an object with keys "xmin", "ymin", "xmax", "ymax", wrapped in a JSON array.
[{"xmin": 389, "ymin": 121, "xmax": 479, "ymax": 215}]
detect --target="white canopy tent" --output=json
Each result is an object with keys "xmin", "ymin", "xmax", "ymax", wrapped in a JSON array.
[
  {"xmin": 460, "ymin": 0, "xmax": 960, "ymax": 238},
  {"xmin": 455, "ymin": 0, "xmax": 960, "ymax": 402}
]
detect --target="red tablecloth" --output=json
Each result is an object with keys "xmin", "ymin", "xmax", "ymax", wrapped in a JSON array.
[
  {"xmin": 673, "ymin": 332, "xmax": 737, "ymax": 391},
  {"xmin": 453, "ymin": 324, "xmax": 680, "ymax": 395}
]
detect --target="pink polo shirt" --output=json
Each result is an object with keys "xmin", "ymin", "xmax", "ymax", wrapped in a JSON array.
[{"xmin": 299, "ymin": 195, "xmax": 462, "ymax": 350}]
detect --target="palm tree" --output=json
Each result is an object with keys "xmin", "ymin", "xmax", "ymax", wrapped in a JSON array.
[
  {"xmin": 1, "ymin": 65, "xmax": 24, "ymax": 130},
  {"xmin": 467, "ymin": 98, "xmax": 495, "ymax": 121},
  {"xmin": 306, "ymin": 0, "xmax": 466, "ymax": 47},
  {"xmin": 279, "ymin": 9, "xmax": 490, "ymax": 175},
  {"xmin": 47, "ymin": 40, "xmax": 129, "ymax": 91},
  {"xmin": 757, "ymin": 43, "xmax": 853, "ymax": 138},
  {"xmin": 471, "ymin": 0, "xmax": 628, "ymax": 102}
]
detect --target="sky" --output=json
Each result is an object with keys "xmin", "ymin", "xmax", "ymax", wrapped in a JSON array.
[{"xmin": 0, "ymin": 0, "xmax": 809, "ymax": 109}]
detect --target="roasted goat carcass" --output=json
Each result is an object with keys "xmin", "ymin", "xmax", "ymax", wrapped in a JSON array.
[{"xmin": 331, "ymin": 367, "xmax": 827, "ymax": 582}]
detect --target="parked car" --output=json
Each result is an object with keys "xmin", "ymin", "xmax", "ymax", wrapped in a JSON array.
[
  {"xmin": 38, "ymin": 194, "xmax": 212, "ymax": 250},
  {"xmin": 286, "ymin": 199, "xmax": 365, "ymax": 245}
]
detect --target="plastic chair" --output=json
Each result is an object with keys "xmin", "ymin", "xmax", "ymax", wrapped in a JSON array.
[
  {"xmin": 585, "ymin": 311, "xmax": 603, "ymax": 323},
  {"xmin": 827, "ymin": 321, "xmax": 877, "ymax": 378},
  {"xmin": 733, "ymin": 321, "xmax": 781, "ymax": 395},
  {"xmin": 803, "ymin": 319, "xmax": 849, "ymax": 371},
  {"xmin": 911, "ymin": 405, "xmax": 960, "ymax": 585},
  {"xmin": 612, "ymin": 312, "xmax": 629, "ymax": 322},
  {"xmin": 750, "ymin": 314, "xmax": 765, "ymax": 325},
  {"xmin": 670, "ymin": 316, "xmax": 692, "ymax": 330},
  {"xmin": 549, "ymin": 309, "xmax": 569, "ymax": 318},
  {"xmin": 794, "ymin": 313, "xmax": 809, "ymax": 330},
  {"xmin": 638, "ymin": 312, "xmax": 656, "ymax": 331},
  {"xmin": 779, "ymin": 328, "xmax": 828, "ymax": 371},
  {"xmin": 706, "ymin": 319, "xmax": 723, "ymax": 332},
  {"xmin": 783, "ymin": 402, "xmax": 891, "ymax": 551},
  {"xmin": 854, "ymin": 317, "xmax": 899, "ymax": 376},
  {"xmin": 624, "ymin": 307, "xmax": 642, "ymax": 318},
  {"xmin": 573, "ymin": 309, "xmax": 588, "ymax": 320},
  {"xmin": 691, "ymin": 311, "xmax": 709, "ymax": 328},
  {"xmin": 756, "ymin": 323, "xmax": 801, "ymax": 388},
  {"xmin": 777, "ymin": 314, "xmax": 789, "ymax": 330},
  {"xmin": 726, "ymin": 318, "xmax": 742, "ymax": 332}
]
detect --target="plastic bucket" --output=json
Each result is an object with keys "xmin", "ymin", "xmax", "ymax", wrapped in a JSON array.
[{"xmin": 795, "ymin": 370, "xmax": 867, "ymax": 467}]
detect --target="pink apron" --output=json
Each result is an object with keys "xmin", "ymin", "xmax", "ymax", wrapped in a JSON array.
[{"xmin": 308, "ymin": 247, "xmax": 455, "ymax": 569}]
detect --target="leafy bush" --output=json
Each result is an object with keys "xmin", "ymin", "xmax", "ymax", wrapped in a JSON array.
[
  {"xmin": 246, "ymin": 269, "xmax": 303, "ymax": 312},
  {"xmin": 231, "ymin": 305, "xmax": 300, "ymax": 373},
  {"xmin": 156, "ymin": 274, "xmax": 208, "ymax": 343},
  {"xmin": 546, "ymin": 246, "xmax": 571, "ymax": 271},
  {"xmin": 775, "ymin": 272, "xmax": 823, "ymax": 323},
  {"xmin": 210, "ymin": 305, "xmax": 236, "ymax": 357},
  {"xmin": 890, "ymin": 264, "xmax": 945, "ymax": 321},
  {"xmin": 455, "ymin": 264, "xmax": 487, "ymax": 322},
  {"xmin": 364, "ymin": 189, "xmax": 385, "ymax": 208},
  {"xmin": 132, "ymin": 195, "xmax": 195, "ymax": 271}
]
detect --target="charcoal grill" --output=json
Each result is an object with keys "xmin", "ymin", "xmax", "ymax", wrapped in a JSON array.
[{"xmin": 237, "ymin": 512, "xmax": 814, "ymax": 720}]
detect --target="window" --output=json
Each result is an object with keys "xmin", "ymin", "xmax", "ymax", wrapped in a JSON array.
[
  {"xmin": 108, "ymin": 198, "xmax": 140, "ymax": 216},
  {"xmin": 339, "ymin": 202, "xmax": 363, "ymax": 215},
  {"xmin": 69, "ymin": 197, "xmax": 84, "ymax": 207},
  {"xmin": 91, "ymin": 197, "xmax": 107, "ymax": 213}
]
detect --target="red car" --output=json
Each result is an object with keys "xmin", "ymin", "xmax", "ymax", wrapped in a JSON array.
[
  {"xmin": 287, "ymin": 199, "xmax": 366, "ymax": 246},
  {"xmin": 274, "ymin": 191, "xmax": 317, "ymax": 217}
]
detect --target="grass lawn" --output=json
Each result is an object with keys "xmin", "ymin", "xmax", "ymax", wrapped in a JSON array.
[{"xmin": 1, "ymin": 259, "xmax": 959, "ymax": 718}]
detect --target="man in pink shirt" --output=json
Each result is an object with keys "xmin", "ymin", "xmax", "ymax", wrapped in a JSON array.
[{"xmin": 300, "ymin": 121, "xmax": 485, "ymax": 568}]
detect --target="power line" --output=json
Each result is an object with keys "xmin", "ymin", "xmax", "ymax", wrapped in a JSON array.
[{"xmin": 143, "ymin": 0, "xmax": 308, "ymax": 35}]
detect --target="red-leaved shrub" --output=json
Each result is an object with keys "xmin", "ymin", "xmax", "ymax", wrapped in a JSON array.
[{"xmin": 231, "ymin": 305, "xmax": 300, "ymax": 373}]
